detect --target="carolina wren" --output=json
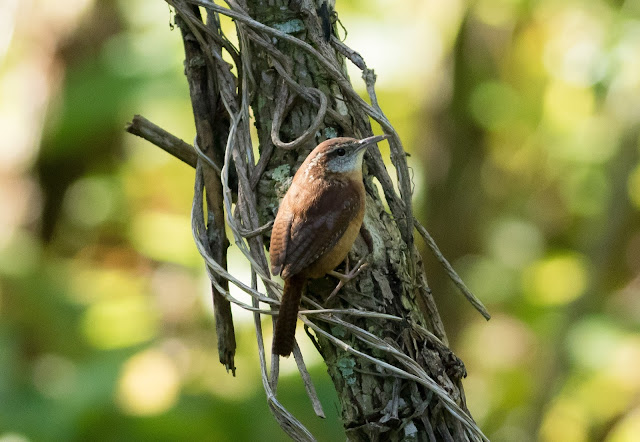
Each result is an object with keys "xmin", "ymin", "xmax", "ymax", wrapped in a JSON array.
[{"xmin": 270, "ymin": 135, "xmax": 388, "ymax": 356}]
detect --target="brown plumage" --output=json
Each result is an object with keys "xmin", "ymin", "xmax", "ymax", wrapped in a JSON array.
[{"xmin": 270, "ymin": 135, "xmax": 388, "ymax": 356}]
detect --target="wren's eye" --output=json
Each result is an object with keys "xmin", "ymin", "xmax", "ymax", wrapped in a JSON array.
[{"xmin": 336, "ymin": 148, "xmax": 346, "ymax": 156}]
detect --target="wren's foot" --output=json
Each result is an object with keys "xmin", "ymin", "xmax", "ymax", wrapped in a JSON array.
[{"xmin": 326, "ymin": 256, "xmax": 368, "ymax": 303}]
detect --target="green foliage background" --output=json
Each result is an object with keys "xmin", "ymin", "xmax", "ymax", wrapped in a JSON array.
[{"xmin": 1, "ymin": 0, "xmax": 640, "ymax": 441}]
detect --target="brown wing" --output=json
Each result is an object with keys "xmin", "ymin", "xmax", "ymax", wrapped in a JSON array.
[{"xmin": 278, "ymin": 181, "xmax": 362, "ymax": 279}]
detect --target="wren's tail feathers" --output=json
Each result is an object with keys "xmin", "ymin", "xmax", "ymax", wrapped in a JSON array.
[{"xmin": 273, "ymin": 274, "xmax": 307, "ymax": 357}]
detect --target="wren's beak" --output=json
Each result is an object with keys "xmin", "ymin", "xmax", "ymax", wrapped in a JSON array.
[{"xmin": 356, "ymin": 134, "xmax": 390, "ymax": 152}]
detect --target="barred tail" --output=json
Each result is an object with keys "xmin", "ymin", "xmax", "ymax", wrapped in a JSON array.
[{"xmin": 273, "ymin": 274, "xmax": 306, "ymax": 357}]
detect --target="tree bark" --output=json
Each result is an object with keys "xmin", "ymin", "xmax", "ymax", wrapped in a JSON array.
[
  {"xmin": 241, "ymin": 2, "xmax": 475, "ymax": 439},
  {"xmin": 148, "ymin": 0, "xmax": 486, "ymax": 440}
]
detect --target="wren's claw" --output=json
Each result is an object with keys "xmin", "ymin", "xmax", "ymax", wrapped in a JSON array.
[{"xmin": 326, "ymin": 256, "xmax": 368, "ymax": 303}]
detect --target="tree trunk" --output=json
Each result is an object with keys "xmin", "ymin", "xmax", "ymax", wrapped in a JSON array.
[{"xmin": 150, "ymin": 0, "xmax": 486, "ymax": 440}]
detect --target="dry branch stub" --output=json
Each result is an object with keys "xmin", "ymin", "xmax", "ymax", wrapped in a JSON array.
[{"xmin": 136, "ymin": 0, "xmax": 490, "ymax": 440}]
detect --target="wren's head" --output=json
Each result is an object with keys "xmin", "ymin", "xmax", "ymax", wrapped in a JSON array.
[{"xmin": 304, "ymin": 135, "xmax": 389, "ymax": 177}]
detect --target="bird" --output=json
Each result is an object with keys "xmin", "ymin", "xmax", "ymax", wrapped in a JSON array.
[{"xmin": 269, "ymin": 134, "xmax": 388, "ymax": 356}]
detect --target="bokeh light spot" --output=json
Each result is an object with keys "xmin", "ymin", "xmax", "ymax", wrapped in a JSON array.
[
  {"xmin": 573, "ymin": 374, "xmax": 635, "ymax": 424},
  {"xmin": 569, "ymin": 117, "xmax": 619, "ymax": 164},
  {"xmin": 82, "ymin": 295, "xmax": 158, "ymax": 349},
  {"xmin": 69, "ymin": 266, "xmax": 146, "ymax": 305},
  {"xmin": 544, "ymin": 81, "xmax": 594, "ymax": 129},
  {"xmin": 542, "ymin": 6, "xmax": 607, "ymax": 87},
  {"xmin": 63, "ymin": 175, "xmax": 119, "ymax": 228},
  {"xmin": 461, "ymin": 315, "xmax": 536, "ymax": 370},
  {"xmin": 547, "ymin": 116, "xmax": 620, "ymax": 165},
  {"xmin": 524, "ymin": 253, "xmax": 587, "ymax": 305},
  {"xmin": 488, "ymin": 218, "xmax": 544, "ymax": 269},
  {"xmin": 116, "ymin": 349, "xmax": 180, "ymax": 416},
  {"xmin": 608, "ymin": 336, "xmax": 640, "ymax": 392},
  {"xmin": 540, "ymin": 398, "xmax": 588, "ymax": 442},
  {"xmin": 566, "ymin": 317, "xmax": 623, "ymax": 370},
  {"xmin": 130, "ymin": 211, "xmax": 200, "ymax": 267}
]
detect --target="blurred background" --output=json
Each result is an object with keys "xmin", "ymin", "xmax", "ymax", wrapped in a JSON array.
[{"xmin": 1, "ymin": 0, "xmax": 639, "ymax": 440}]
